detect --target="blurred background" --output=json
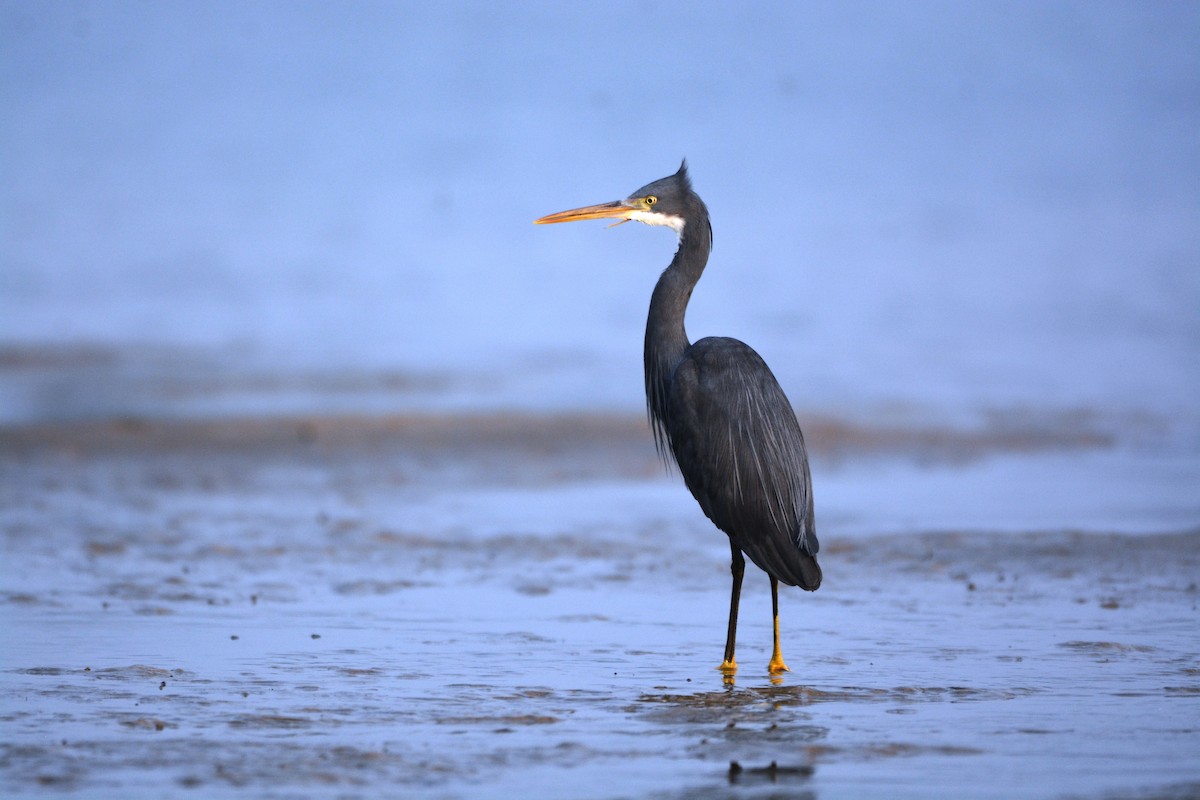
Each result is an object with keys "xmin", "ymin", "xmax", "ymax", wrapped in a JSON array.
[{"xmin": 2, "ymin": 0, "xmax": 1197, "ymax": 437}]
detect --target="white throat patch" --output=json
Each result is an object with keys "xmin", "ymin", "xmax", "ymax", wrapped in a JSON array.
[{"xmin": 627, "ymin": 209, "xmax": 685, "ymax": 233}]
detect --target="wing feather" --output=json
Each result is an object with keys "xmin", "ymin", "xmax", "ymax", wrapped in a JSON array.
[{"xmin": 665, "ymin": 337, "xmax": 820, "ymax": 588}]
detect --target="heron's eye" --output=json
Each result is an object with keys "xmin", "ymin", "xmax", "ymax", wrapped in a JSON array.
[{"xmin": 645, "ymin": 196, "xmax": 657, "ymax": 206}]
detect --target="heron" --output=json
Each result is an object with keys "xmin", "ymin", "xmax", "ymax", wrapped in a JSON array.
[{"xmin": 535, "ymin": 161, "xmax": 820, "ymax": 675}]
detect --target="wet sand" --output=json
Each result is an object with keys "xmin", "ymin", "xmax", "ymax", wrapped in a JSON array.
[{"xmin": 1, "ymin": 414, "xmax": 1197, "ymax": 799}]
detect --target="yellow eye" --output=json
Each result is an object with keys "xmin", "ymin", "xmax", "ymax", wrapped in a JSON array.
[{"xmin": 644, "ymin": 196, "xmax": 657, "ymax": 206}]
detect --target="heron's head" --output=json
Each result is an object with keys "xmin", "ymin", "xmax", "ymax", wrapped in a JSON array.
[{"xmin": 534, "ymin": 160, "xmax": 706, "ymax": 235}]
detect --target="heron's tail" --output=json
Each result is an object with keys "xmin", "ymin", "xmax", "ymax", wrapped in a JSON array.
[
  {"xmin": 763, "ymin": 549, "xmax": 821, "ymax": 590},
  {"xmin": 741, "ymin": 535, "xmax": 822, "ymax": 591},
  {"xmin": 794, "ymin": 554, "xmax": 822, "ymax": 591}
]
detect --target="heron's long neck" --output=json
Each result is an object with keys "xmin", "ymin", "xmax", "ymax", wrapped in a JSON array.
[{"xmin": 644, "ymin": 219, "xmax": 711, "ymax": 452}]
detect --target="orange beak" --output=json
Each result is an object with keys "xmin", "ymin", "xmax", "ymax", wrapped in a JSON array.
[{"xmin": 534, "ymin": 200, "xmax": 634, "ymax": 226}]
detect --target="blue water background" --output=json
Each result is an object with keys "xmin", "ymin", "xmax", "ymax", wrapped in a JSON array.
[{"xmin": 2, "ymin": 1, "xmax": 1197, "ymax": 434}]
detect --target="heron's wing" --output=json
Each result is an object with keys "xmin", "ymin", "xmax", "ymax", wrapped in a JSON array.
[{"xmin": 666, "ymin": 337, "xmax": 819, "ymax": 587}]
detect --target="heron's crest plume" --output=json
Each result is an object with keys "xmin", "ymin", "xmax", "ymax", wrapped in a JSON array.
[{"xmin": 619, "ymin": 159, "xmax": 711, "ymax": 247}]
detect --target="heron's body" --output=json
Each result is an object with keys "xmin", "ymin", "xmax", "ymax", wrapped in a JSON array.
[
  {"xmin": 536, "ymin": 161, "xmax": 820, "ymax": 674},
  {"xmin": 660, "ymin": 337, "xmax": 821, "ymax": 590}
]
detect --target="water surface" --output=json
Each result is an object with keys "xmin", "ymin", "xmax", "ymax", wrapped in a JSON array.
[{"xmin": 2, "ymin": 417, "xmax": 1197, "ymax": 798}]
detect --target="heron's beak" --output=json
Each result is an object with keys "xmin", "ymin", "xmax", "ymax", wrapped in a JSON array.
[{"xmin": 534, "ymin": 200, "xmax": 634, "ymax": 227}]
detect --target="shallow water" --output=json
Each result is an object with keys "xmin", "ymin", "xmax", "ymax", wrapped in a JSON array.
[{"xmin": 2, "ymin": 416, "xmax": 1197, "ymax": 799}]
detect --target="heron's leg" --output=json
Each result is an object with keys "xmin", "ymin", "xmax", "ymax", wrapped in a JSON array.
[
  {"xmin": 719, "ymin": 543, "xmax": 745, "ymax": 674},
  {"xmin": 767, "ymin": 575, "xmax": 790, "ymax": 674}
]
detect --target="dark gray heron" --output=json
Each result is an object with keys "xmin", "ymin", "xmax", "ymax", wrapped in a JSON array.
[{"xmin": 535, "ymin": 161, "xmax": 821, "ymax": 675}]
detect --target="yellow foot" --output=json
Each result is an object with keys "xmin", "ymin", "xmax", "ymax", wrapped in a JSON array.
[
  {"xmin": 767, "ymin": 656, "xmax": 790, "ymax": 675},
  {"xmin": 717, "ymin": 659, "xmax": 738, "ymax": 675}
]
